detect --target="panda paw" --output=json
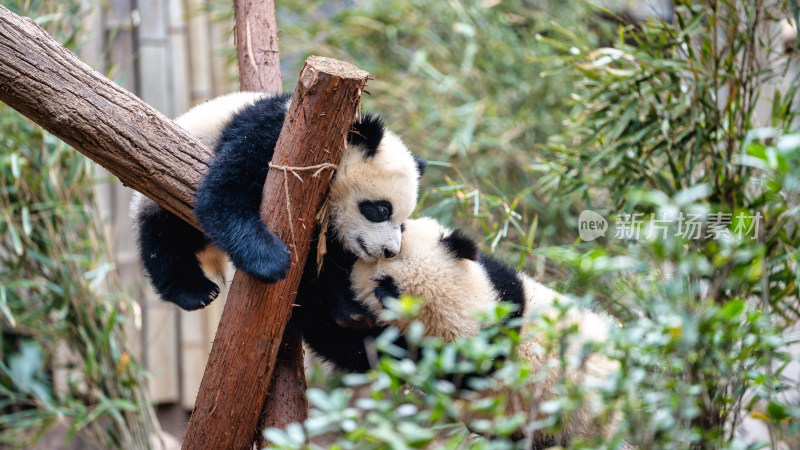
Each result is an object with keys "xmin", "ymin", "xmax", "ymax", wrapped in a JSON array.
[
  {"xmin": 230, "ymin": 233, "xmax": 291, "ymax": 284},
  {"xmin": 168, "ymin": 278, "xmax": 221, "ymax": 311},
  {"xmin": 331, "ymin": 300, "xmax": 376, "ymax": 329},
  {"xmin": 374, "ymin": 276, "xmax": 401, "ymax": 307}
]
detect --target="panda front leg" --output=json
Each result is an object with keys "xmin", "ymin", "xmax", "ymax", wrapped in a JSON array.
[
  {"xmin": 133, "ymin": 196, "xmax": 220, "ymax": 310},
  {"xmin": 193, "ymin": 142, "xmax": 290, "ymax": 285}
]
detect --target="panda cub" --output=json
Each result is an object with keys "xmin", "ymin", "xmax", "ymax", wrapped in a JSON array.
[
  {"xmin": 350, "ymin": 217, "xmax": 618, "ymax": 445},
  {"xmin": 130, "ymin": 92, "xmax": 426, "ymax": 313}
]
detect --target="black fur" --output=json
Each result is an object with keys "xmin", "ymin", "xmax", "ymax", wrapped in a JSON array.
[
  {"xmin": 477, "ymin": 253, "xmax": 526, "ymax": 321},
  {"xmin": 374, "ymin": 275, "xmax": 402, "ymax": 307},
  {"xmin": 412, "ymin": 155, "xmax": 427, "ymax": 178},
  {"xmin": 134, "ymin": 203, "xmax": 218, "ymax": 310},
  {"xmin": 441, "ymin": 230, "xmax": 480, "ymax": 261},
  {"xmin": 445, "ymin": 228, "xmax": 526, "ymax": 320},
  {"xmin": 193, "ymin": 93, "xmax": 293, "ymax": 285},
  {"xmin": 358, "ymin": 200, "xmax": 393, "ymax": 223},
  {"xmin": 348, "ymin": 113, "xmax": 385, "ymax": 157},
  {"xmin": 292, "ymin": 232, "xmax": 389, "ymax": 372}
]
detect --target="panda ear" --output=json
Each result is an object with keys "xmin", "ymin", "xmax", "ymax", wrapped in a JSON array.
[
  {"xmin": 349, "ymin": 113, "xmax": 385, "ymax": 158},
  {"xmin": 441, "ymin": 229, "xmax": 479, "ymax": 261},
  {"xmin": 412, "ymin": 155, "xmax": 427, "ymax": 178}
]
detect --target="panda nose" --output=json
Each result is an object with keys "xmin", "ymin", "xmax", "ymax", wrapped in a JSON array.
[{"xmin": 383, "ymin": 248, "xmax": 397, "ymax": 259}]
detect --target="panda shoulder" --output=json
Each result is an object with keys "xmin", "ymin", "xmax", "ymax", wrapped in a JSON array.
[{"xmin": 173, "ymin": 92, "xmax": 270, "ymax": 147}]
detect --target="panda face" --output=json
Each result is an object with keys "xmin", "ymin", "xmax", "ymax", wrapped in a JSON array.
[
  {"xmin": 329, "ymin": 130, "xmax": 421, "ymax": 262},
  {"xmin": 335, "ymin": 198, "xmax": 404, "ymax": 262}
]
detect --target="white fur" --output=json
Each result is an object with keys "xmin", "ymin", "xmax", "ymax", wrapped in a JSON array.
[
  {"xmin": 173, "ymin": 91, "xmax": 267, "ymax": 147},
  {"xmin": 350, "ymin": 217, "xmax": 497, "ymax": 339},
  {"xmin": 350, "ymin": 217, "xmax": 618, "ymax": 444}
]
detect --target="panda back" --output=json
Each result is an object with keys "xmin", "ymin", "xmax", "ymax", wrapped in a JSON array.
[
  {"xmin": 174, "ymin": 91, "xmax": 268, "ymax": 148},
  {"xmin": 130, "ymin": 92, "xmax": 270, "ymax": 232}
]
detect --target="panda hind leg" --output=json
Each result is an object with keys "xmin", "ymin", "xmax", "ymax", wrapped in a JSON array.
[{"xmin": 135, "ymin": 202, "xmax": 220, "ymax": 310}]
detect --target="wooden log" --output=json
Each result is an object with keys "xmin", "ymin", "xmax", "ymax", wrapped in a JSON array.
[
  {"xmin": 258, "ymin": 323, "xmax": 308, "ymax": 435},
  {"xmin": 0, "ymin": 4, "xmax": 208, "ymax": 229},
  {"xmin": 234, "ymin": 0, "xmax": 282, "ymax": 94},
  {"xmin": 229, "ymin": 0, "xmax": 312, "ymax": 443},
  {"xmin": 181, "ymin": 56, "xmax": 369, "ymax": 450}
]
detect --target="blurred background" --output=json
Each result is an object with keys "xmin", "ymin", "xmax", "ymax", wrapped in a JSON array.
[{"xmin": 1, "ymin": 0, "xmax": 799, "ymax": 448}]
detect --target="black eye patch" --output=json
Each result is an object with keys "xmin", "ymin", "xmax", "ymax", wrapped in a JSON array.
[{"xmin": 358, "ymin": 200, "xmax": 393, "ymax": 223}]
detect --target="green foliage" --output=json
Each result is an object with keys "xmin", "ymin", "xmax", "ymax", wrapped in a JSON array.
[
  {"xmin": 0, "ymin": 1, "xmax": 157, "ymax": 448},
  {"xmin": 265, "ymin": 305, "xmax": 535, "ymax": 449},
  {"xmin": 538, "ymin": 0, "xmax": 800, "ymax": 446},
  {"xmin": 274, "ymin": 0, "xmax": 800, "ymax": 448},
  {"xmin": 281, "ymin": 0, "xmax": 588, "ymax": 154},
  {"xmin": 544, "ymin": 2, "xmax": 798, "ymax": 205},
  {"xmin": 269, "ymin": 291, "xmax": 791, "ymax": 449}
]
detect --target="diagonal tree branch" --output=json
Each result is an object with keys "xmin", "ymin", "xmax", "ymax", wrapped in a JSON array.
[
  {"xmin": 228, "ymin": 0, "xmax": 312, "ymax": 443},
  {"xmin": 0, "ymin": 4, "xmax": 208, "ymax": 230}
]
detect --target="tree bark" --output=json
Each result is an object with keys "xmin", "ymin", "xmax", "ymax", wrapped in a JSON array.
[
  {"xmin": 230, "ymin": 0, "xmax": 310, "ymax": 443},
  {"xmin": 181, "ymin": 56, "xmax": 369, "ymax": 450},
  {"xmin": 0, "ymin": 5, "xmax": 209, "ymax": 230},
  {"xmin": 258, "ymin": 322, "xmax": 307, "ymax": 434},
  {"xmin": 234, "ymin": 0, "xmax": 282, "ymax": 94}
]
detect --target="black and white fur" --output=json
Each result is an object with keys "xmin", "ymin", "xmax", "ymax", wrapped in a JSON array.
[
  {"xmin": 350, "ymin": 217, "xmax": 618, "ymax": 445},
  {"xmin": 130, "ymin": 92, "xmax": 426, "ymax": 315}
]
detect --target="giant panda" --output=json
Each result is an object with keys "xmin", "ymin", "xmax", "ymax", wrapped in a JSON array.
[
  {"xmin": 349, "ymin": 217, "xmax": 618, "ymax": 446},
  {"xmin": 130, "ymin": 91, "xmax": 426, "ymax": 344}
]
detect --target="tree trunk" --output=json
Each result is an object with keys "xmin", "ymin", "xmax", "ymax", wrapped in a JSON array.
[
  {"xmin": 0, "ymin": 5, "xmax": 208, "ymax": 230},
  {"xmin": 230, "ymin": 0, "xmax": 310, "ymax": 443},
  {"xmin": 258, "ymin": 322, "xmax": 307, "ymax": 433},
  {"xmin": 181, "ymin": 56, "xmax": 369, "ymax": 450},
  {"xmin": 234, "ymin": 0, "xmax": 282, "ymax": 94}
]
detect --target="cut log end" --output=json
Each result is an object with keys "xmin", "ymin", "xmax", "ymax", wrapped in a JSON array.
[{"xmin": 305, "ymin": 55, "xmax": 370, "ymax": 81}]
